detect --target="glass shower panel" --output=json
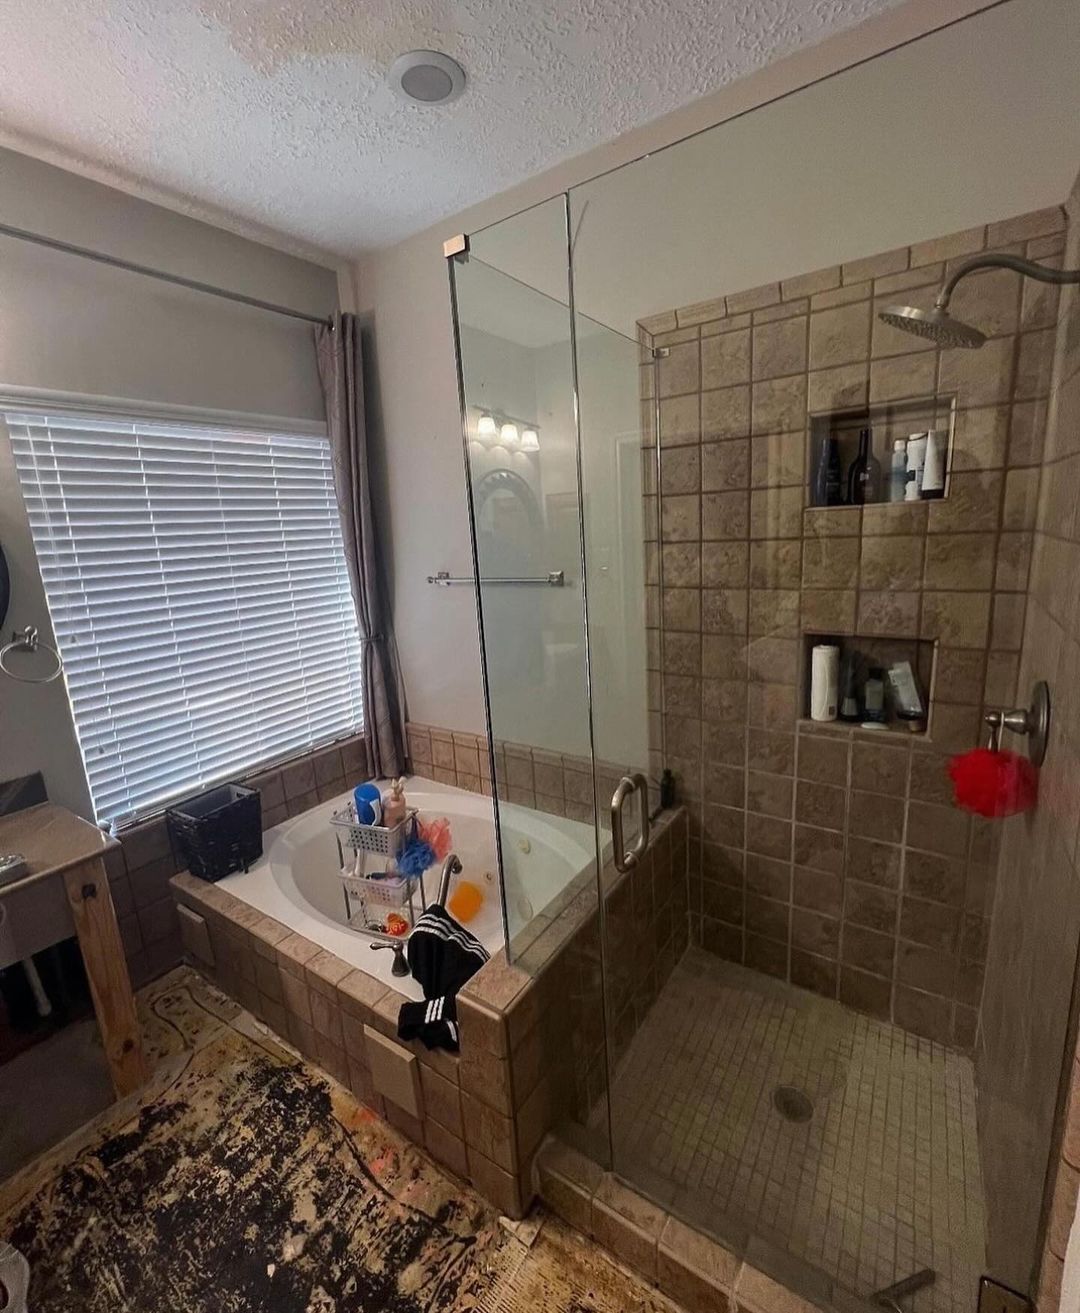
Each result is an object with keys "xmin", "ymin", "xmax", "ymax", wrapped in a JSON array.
[
  {"xmin": 449, "ymin": 217, "xmax": 595, "ymax": 950},
  {"xmin": 449, "ymin": 197, "xmax": 615, "ymax": 1167}
]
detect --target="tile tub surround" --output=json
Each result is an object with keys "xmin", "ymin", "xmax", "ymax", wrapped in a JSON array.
[
  {"xmin": 105, "ymin": 734, "xmax": 368, "ymax": 991},
  {"xmin": 169, "ymin": 806, "xmax": 689, "ymax": 1220},
  {"xmin": 638, "ymin": 204, "xmax": 1067, "ymax": 1049},
  {"xmin": 405, "ymin": 720, "xmax": 652, "ymax": 827},
  {"xmin": 987, "ymin": 174, "xmax": 1080, "ymax": 1309}
]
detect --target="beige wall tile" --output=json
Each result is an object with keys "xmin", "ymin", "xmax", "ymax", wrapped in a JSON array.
[
  {"xmin": 659, "ymin": 393, "xmax": 700, "ymax": 446},
  {"xmin": 869, "ymin": 351, "xmax": 937, "ymax": 404},
  {"xmin": 801, "ymin": 588, "xmax": 856, "ymax": 634},
  {"xmin": 809, "ymin": 300, "xmax": 872, "ymax": 370},
  {"xmin": 802, "ymin": 537, "xmax": 859, "ymax": 589},
  {"xmin": 921, "ymin": 591, "xmax": 992, "ymax": 647},
  {"xmin": 857, "ymin": 590, "xmax": 920, "ymax": 637},
  {"xmin": 701, "ymin": 384, "xmax": 750, "ymax": 441},
  {"xmin": 782, "ymin": 266, "xmax": 841, "ymax": 300},
  {"xmin": 701, "ymin": 439, "xmax": 750, "ymax": 491},
  {"xmin": 843, "ymin": 247, "xmax": 908, "ymax": 283},
  {"xmin": 753, "ymin": 317, "xmax": 808, "ymax": 381},
  {"xmin": 909, "ymin": 225, "xmax": 985, "ymax": 266},
  {"xmin": 701, "ymin": 328, "xmax": 750, "ymax": 389},
  {"xmin": 750, "ymin": 431, "xmax": 805, "ymax": 487},
  {"xmin": 923, "ymin": 533, "xmax": 997, "ymax": 589},
  {"xmin": 807, "ymin": 362, "xmax": 868, "ymax": 412},
  {"xmin": 751, "ymin": 376, "xmax": 807, "ymax": 435},
  {"xmin": 860, "ymin": 535, "xmax": 924, "ymax": 590}
]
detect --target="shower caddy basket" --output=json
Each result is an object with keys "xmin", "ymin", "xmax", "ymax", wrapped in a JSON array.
[{"xmin": 329, "ymin": 802, "xmax": 426, "ymax": 937}]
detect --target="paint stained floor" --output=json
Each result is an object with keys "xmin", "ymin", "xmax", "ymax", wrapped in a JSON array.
[
  {"xmin": 609, "ymin": 949, "xmax": 986, "ymax": 1313},
  {"xmin": 0, "ymin": 968, "xmax": 679, "ymax": 1313}
]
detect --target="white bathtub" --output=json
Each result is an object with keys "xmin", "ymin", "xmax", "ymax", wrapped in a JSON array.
[{"xmin": 218, "ymin": 776, "xmax": 597, "ymax": 999}]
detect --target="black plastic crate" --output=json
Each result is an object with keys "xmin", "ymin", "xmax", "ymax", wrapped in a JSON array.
[{"xmin": 166, "ymin": 783, "xmax": 262, "ymax": 882}]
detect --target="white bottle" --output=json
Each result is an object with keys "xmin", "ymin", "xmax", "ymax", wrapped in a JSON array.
[
  {"xmin": 890, "ymin": 439, "xmax": 907, "ymax": 502},
  {"xmin": 810, "ymin": 645, "xmax": 840, "ymax": 722},
  {"xmin": 905, "ymin": 433, "xmax": 927, "ymax": 501},
  {"xmin": 921, "ymin": 429, "xmax": 945, "ymax": 499}
]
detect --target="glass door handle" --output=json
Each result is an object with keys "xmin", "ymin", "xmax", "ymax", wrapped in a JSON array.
[{"xmin": 611, "ymin": 773, "xmax": 650, "ymax": 874}]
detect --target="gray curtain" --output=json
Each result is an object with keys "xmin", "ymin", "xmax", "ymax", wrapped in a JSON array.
[{"xmin": 316, "ymin": 313, "xmax": 407, "ymax": 778}]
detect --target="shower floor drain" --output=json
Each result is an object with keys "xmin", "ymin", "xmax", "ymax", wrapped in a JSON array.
[{"xmin": 773, "ymin": 1085, "xmax": 814, "ymax": 1123}]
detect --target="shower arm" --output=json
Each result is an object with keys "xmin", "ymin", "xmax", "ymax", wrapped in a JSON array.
[{"xmin": 935, "ymin": 252, "xmax": 1080, "ymax": 310}]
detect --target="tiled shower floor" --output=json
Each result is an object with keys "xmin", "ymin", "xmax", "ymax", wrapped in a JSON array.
[{"xmin": 609, "ymin": 949, "xmax": 986, "ymax": 1313}]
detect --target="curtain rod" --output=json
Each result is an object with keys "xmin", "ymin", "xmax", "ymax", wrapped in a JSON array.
[{"xmin": 0, "ymin": 220, "xmax": 334, "ymax": 328}]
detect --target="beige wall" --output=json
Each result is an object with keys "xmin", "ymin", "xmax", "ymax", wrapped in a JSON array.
[
  {"xmin": 354, "ymin": 0, "xmax": 999, "ymax": 736},
  {"xmin": 0, "ymin": 147, "xmax": 339, "ymax": 816}
]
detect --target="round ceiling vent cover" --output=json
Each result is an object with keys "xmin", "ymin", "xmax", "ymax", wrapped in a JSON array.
[{"xmin": 389, "ymin": 50, "xmax": 466, "ymax": 105}]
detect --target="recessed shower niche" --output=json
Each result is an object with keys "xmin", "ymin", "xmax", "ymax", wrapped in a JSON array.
[
  {"xmin": 808, "ymin": 395, "xmax": 957, "ymax": 508},
  {"xmin": 799, "ymin": 632, "xmax": 937, "ymax": 736}
]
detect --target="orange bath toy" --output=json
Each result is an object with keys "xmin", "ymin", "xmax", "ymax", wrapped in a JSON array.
[{"xmin": 447, "ymin": 880, "xmax": 483, "ymax": 924}]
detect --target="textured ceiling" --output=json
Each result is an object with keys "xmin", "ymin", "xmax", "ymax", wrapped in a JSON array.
[{"xmin": 0, "ymin": 0, "xmax": 906, "ymax": 259}]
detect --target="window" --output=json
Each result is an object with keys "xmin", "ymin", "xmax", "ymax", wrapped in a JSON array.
[{"xmin": 8, "ymin": 410, "xmax": 364, "ymax": 825}]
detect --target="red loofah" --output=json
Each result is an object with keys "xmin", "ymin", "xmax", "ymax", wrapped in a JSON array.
[{"xmin": 947, "ymin": 747, "xmax": 1039, "ymax": 818}]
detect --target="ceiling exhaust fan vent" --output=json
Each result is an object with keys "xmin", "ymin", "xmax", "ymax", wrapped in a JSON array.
[{"xmin": 388, "ymin": 50, "xmax": 466, "ymax": 105}]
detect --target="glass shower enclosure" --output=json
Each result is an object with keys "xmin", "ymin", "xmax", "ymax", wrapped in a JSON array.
[{"xmin": 448, "ymin": 3, "xmax": 1080, "ymax": 1309}]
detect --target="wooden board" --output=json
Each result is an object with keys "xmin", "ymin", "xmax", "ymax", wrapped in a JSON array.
[{"xmin": 62, "ymin": 857, "xmax": 147, "ymax": 1098}]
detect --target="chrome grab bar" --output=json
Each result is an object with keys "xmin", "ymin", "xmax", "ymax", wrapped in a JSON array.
[
  {"xmin": 427, "ymin": 570, "xmax": 564, "ymax": 587},
  {"xmin": 611, "ymin": 773, "xmax": 650, "ymax": 874}
]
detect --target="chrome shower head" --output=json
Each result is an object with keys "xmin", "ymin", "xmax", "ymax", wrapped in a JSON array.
[
  {"xmin": 877, "ymin": 303, "xmax": 986, "ymax": 349},
  {"xmin": 878, "ymin": 251, "xmax": 1080, "ymax": 351}
]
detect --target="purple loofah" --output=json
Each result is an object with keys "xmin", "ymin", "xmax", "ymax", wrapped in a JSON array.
[{"xmin": 396, "ymin": 837, "xmax": 436, "ymax": 877}]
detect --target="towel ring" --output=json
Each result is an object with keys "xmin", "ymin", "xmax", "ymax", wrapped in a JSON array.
[{"xmin": 0, "ymin": 626, "xmax": 64, "ymax": 684}]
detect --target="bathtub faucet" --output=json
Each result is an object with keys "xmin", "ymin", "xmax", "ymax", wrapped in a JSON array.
[{"xmin": 437, "ymin": 853, "xmax": 462, "ymax": 906}]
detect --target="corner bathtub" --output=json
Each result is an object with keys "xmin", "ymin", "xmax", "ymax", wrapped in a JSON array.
[{"xmin": 217, "ymin": 775, "xmax": 597, "ymax": 999}]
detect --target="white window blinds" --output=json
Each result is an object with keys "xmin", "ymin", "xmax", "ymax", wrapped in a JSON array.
[{"xmin": 8, "ymin": 410, "xmax": 365, "ymax": 825}]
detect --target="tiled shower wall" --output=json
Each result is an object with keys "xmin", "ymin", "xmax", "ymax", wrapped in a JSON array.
[
  {"xmin": 980, "ymin": 176, "xmax": 1080, "ymax": 1306},
  {"xmin": 639, "ymin": 205, "xmax": 1066, "ymax": 1050}
]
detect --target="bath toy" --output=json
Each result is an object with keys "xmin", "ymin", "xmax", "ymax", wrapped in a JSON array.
[{"xmin": 447, "ymin": 880, "xmax": 483, "ymax": 924}]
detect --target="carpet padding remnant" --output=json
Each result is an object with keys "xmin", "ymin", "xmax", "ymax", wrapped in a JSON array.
[{"xmin": 0, "ymin": 971, "xmax": 677, "ymax": 1313}]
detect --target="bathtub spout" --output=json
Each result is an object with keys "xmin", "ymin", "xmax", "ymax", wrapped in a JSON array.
[{"xmin": 436, "ymin": 853, "xmax": 462, "ymax": 907}]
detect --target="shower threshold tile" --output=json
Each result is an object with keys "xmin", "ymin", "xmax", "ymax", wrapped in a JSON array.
[{"xmin": 607, "ymin": 949, "xmax": 985, "ymax": 1313}]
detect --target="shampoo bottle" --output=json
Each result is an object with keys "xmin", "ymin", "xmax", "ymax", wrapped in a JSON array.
[
  {"xmin": 813, "ymin": 436, "xmax": 843, "ymax": 506},
  {"xmin": 921, "ymin": 429, "xmax": 945, "ymax": 499},
  {"xmin": 905, "ymin": 433, "xmax": 927, "ymax": 501},
  {"xmin": 382, "ymin": 777, "xmax": 408, "ymax": 828},
  {"xmin": 890, "ymin": 439, "xmax": 907, "ymax": 502}
]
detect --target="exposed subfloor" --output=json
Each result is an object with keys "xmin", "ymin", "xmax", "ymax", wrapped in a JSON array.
[
  {"xmin": 608, "ymin": 948, "xmax": 986, "ymax": 1313},
  {"xmin": 0, "ymin": 967, "xmax": 682, "ymax": 1313}
]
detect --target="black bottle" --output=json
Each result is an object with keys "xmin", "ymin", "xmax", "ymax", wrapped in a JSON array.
[
  {"xmin": 846, "ymin": 427, "xmax": 882, "ymax": 505},
  {"xmin": 813, "ymin": 435, "xmax": 843, "ymax": 506}
]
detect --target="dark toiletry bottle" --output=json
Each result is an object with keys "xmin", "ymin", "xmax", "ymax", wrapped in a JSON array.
[
  {"xmin": 838, "ymin": 653, "xmax": 861, "ymax": 722},
  {"xmin": 846, "ymin": 427, "xmax": 882, "ymax": 505},
  {"xmin": 659, "ymin": 769, "xmax": 676, "ymax": 810},
  {"xmin": 862, "ymin": 668, "xmax": 887, "ymax": 724},
  {"xmin": 813, "ymin": 436, "xmax": 843, "ymax": 506}
]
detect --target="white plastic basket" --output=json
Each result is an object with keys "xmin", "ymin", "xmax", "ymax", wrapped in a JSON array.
[
  {"xmin": 330, "ymin": 803, "xmax": 417, "ymax": 856},
  {"xmin": 342, "ymin": 870, "xmax": 418, "ymax": 909}
]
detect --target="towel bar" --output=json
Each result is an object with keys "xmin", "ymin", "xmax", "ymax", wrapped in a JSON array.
[{"xmin": 427, "ymin": 570, "xmax": 564, "ymax": 587}]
